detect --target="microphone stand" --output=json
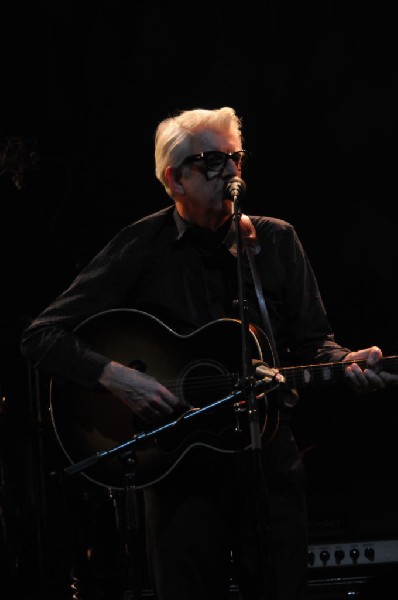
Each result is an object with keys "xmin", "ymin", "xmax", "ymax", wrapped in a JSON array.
[
  {"xmin": 230, "ymin": 186, "xmax": 279, "ymax": 600},
  {"xmin": 231, "ymin": 200, "xmax": 261, "ymax": 450}
]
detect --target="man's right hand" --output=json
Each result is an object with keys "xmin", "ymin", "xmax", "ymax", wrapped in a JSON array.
[{"xmin": 99, "ymin": 360, "xmax": 183, "ymax": 424}]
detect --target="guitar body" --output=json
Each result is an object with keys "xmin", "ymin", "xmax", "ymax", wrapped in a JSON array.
[{"xmin": 50, "ymin": 309, "xmax": 278, "ymax": 490}]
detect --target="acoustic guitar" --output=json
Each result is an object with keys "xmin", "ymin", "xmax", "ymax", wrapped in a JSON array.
[{"xmin": 49, "ymin": 308, "xmax": 398, "ymax": 490}]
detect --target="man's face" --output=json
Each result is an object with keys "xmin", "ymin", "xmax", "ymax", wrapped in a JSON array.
[{"xmin": 176, "ymin": 130, "xmax": 244, "ymax": 224}]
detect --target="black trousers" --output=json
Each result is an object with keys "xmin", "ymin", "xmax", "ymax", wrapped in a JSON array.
[{"xmin": 143, "ymin": 419, "xmax": 308, "ymax": 600}]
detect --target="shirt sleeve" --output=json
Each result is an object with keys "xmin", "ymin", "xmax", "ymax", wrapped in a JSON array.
[
  {"xmin": 20, "ymin": 220, "xmax": 155, "ymax": 388},
  {"xmin": 254, "ymin": 216, "xmax": 352, "ymax": 366}
]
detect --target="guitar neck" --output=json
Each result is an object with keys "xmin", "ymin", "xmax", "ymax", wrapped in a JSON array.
[{"xmin": 279, "ymin": 356, "xmax": 398, "ymax": 390}]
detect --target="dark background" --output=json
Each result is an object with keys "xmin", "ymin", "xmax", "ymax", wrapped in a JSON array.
[{"xmin": 1, "ymin": 1, "xmax": 398, "ymax": 597}]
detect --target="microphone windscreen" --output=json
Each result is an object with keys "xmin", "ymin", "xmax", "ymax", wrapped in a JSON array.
[{"xmin": 225, "ymin": 176, "xmax": 246, "ymax": 202}]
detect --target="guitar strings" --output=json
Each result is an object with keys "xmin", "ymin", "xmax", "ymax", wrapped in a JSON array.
[
  {"xmin": 156, "ymin": 356, "xmax": 398, "ymax": 396},
  {"xmin": 159, "ymin": 373, "xmax": 237, "ymax": 395}
]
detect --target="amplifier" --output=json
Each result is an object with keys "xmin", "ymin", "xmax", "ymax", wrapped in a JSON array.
[
  {"xmin": 307, "ymin": 539, "xmax": 398, "ymax": 599},
  {"xmin": 308, "ymin": 538, "xmax": 398, "ymax": 568}
]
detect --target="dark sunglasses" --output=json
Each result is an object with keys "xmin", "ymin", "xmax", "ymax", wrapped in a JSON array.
[{"xmin": 179, "ymin": 150, "xmax": 247, "ymax": 178}]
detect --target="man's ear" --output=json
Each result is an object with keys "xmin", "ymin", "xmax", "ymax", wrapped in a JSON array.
[{"xmin": 165, "ymin": 165, "xmax": 185, "ymax": 195}]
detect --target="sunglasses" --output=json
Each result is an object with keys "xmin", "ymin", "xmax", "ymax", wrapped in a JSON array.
[{"xmin": 179, "ymin": 150, "xmax": 247, "ymax": 179}]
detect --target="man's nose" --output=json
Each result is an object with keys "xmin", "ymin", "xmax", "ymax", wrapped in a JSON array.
[{"xmin": 223, "ymin": 156, "xmax": 239, "ymax": 176}]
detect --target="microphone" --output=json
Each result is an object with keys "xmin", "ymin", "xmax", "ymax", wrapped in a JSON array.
[{"xmin": 225, "ymin": 176, "xmax": 246, "ymax": 203}]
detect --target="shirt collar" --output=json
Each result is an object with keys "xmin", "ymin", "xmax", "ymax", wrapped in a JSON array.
[
  {"xmin": 172, "ymin": 208, "xmax": 260, "ymax": 256},
  {"xmin": 173, "ymin": 208, "xmax": 235, "ymax": 249},
  {"xmin": 173, "ymin": 208, "xmax": 190, "ymax": 240}
]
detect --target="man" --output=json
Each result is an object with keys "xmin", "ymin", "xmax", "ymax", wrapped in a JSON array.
[{"xmin": 20, "ymin": 107, "xmax": 398, "ymax": 600}]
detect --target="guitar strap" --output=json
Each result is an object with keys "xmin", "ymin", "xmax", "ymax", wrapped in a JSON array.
[
  {"xmin": 235, "ymin": 215, "xmax": 280, "ymax": 367},
  {"xmin": 245, "ymin": 242, "xmax": 301, "ymax": 409},
  {"xmin": 244, "ymin": 241, "xmax": 280, "ymax": 369}
]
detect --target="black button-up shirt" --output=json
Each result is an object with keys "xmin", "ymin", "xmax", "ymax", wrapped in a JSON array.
[{"xmin": 20, "ymin": 205, "xmax": 350, "ymax": 389}]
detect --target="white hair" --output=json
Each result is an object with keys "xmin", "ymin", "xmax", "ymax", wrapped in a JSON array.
[{"xmin": 154, "ymin": 106, "xmax": 243, "ymax": 197}]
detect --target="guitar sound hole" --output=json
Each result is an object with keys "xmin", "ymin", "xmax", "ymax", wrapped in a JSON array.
[{"xmin": 179, "ymin": 360, "xmax": 232, "ymax": 408}]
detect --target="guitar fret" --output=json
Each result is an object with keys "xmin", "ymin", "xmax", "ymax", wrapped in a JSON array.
[{"xmin": 282, "ymin": 356, "xmax": 398, "ymax": 390}]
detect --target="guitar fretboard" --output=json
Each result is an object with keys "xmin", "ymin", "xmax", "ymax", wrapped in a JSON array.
[{"xmin": 280, "ymin": 356, "xmax": 398, "ymax": 390}]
